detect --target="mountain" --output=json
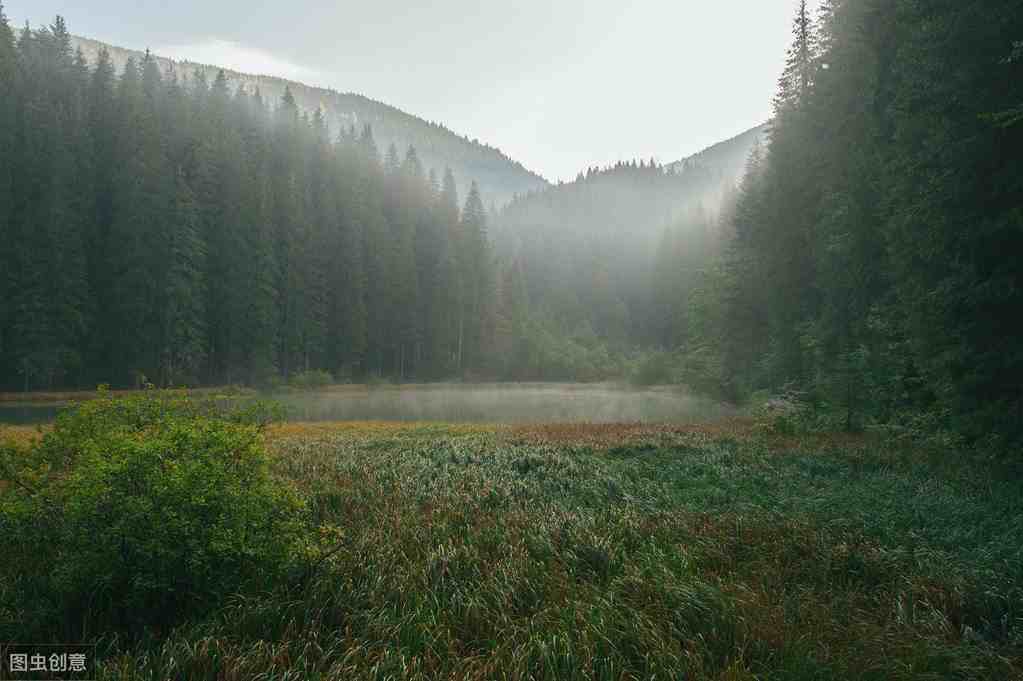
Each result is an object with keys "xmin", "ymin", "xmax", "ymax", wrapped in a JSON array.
[
  {"xmin": 666, "ymin": 123, "xmax": 769, "ymax": 178},
  {"xmin": 492, "ymin": 122, "xmax": 767, "ymax": 344},
  {"xmin": 496, "ymin": 122, "xmax": 767, "ymax": 259},
  {"xmin": 43, "ymin": 31, "xmax": 550, "ymax": 207}
]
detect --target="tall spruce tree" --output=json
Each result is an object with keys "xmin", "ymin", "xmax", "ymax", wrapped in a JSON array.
[
  {"xmin": 0, "ymin": 16, "xmax": 503, "ymax": 390},
  {"xmin": 9, "ymin": 18, "xmax": 90, "ymax": 389},
  {"xmin": 459, "ymin": 181, "xmax": 492, "ymax": 372},
  {"xmin": 0, "ymin": 1, "xmax": 16, "ymax": 372},
  {"xmin": 884, "ymin": 0, "xmax": 1023, "ymax": 439}
]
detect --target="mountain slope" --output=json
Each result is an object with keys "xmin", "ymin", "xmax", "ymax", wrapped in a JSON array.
[
  {"xmin": 496, "ymin": 122, "xmax": 767, "ymax": 260},
  {"xmin": 492, "ymin": 122, "xmax": 766, "ymax": 344},
  {"xmin": 666, "ymin": 123, "xmax": 769, "ymax": 180},
  {"xmin": 58, "ymin": 32, "xmax": 550, "ymax": 207}
]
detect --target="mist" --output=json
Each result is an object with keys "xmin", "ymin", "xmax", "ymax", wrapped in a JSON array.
[
  {"xmin": 1, "ymin": 2, "xmax": 1021, "ymax": 677},
  {"xmin": 280, "ymin": 383, "xmax": 735, "ymax": 424},
  {"xmin": 7, "ymin": 0, "xmax": 812, "ymax": 183}
]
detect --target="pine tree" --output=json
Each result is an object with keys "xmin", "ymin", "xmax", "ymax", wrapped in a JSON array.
[
  {"xmin": 160, "ymin": 169, "xmax": 206, "ymax": 385},
  {"xmin": 393, "ymin": 145, "xmax": 423, "ymax": 378},
  {"xmin": 8, "ymin": 18, "xmax": 90, "ymax": 389},
  {"xmin": 235, "ymin": 85, "xmax": 280, "ymax": 384},
  {"xmin": 83, "ymin": 47, "xmax": 117, "ymax": 382},
  {"xmin": 301, "ymin": 107, "xmax": 332, "ymax": 373},
  {"xmin": 427, "ymin": 168, "xmax": 461, "ymax": 375},
  {"xmin": 104, "ymin": 53, "xmax": 173, "ymax": 385},
  {"xmin": 269, "ymin": 85, "xmax": 306, "ymax": 379},
  {"xmin": 0, "ymin": 1, "xmax": 17, "ymax": 373},
  {"xmin": 329, "ymin": 129, "xmax": 367, "ymax": 377},
  {"xmin": 884, "ymin": 0, "xmax": 1023, "ymax": 439},
  {"xmin": 775, "ymin": 0, "xmax": 816, "ymax": 113},
  {"xmin": 353, "ymin": 126, "xmax": 390, "ymax": 376},
  {"xmin": 0, "ymin": 14, "xmax": 502, "ymax": 389},
  {"xmin": 459, "ymin": 181, "xmax": 492, "ymax": 372}
]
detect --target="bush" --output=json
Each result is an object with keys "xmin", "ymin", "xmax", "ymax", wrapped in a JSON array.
[
  {"xmin": 289, "ymin": 369, "xmax": 334, "ymax": 390},
  {"xmin": 0, "ymin": 394, "xmax": 308, "ymax": 640},
  {"xmin": 365, "ymin": 373, "xmax": 394, "ymax": 388},
  {"xmin": 628, "ymin": 350, "xmax": 677, "ymax": 386}
]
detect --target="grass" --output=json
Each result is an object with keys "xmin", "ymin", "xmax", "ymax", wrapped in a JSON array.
[
  {"xmin": 6, "ymin": 416, "xmax": 1023, "ymax": 679},
  {"xmin": 0, "ymin": 423, "xmax": 49, "ymax": 446}
]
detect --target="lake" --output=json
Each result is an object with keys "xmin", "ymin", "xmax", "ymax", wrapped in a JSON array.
[{"xmin": 0, "ymin": 383, "xmax": 734, "ymax": 425}]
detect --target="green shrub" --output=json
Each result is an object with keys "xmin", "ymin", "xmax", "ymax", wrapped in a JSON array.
[
  {"xmin": 289, "ymin": 369, "xmax": 334, "ymax": 390},
  {"xmin": 0, "ymin": 394, "xmax": 308, "ymax": 640},
  {"xmin": 364, "ymin": 372, "xmax": 394, "ymax": 388},
  {"xmin": 628, "ymin": 350, "xmax": 677, "ymax": 386}
]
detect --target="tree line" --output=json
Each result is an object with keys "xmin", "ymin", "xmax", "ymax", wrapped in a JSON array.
[
  {"xmin": 0, "ymin": 9, "xmax": 498, "ymax": 389},
  {"xmin": 669, "ymin": 0, "xmax": 1023, "ymax": 444},
  {"xmin": 494, "ymin": 157, "xmax": 739, "ymax": 353},
  {"xmin": 3, "ymin": 1, "xmax": 1021, "ymax": 448}
]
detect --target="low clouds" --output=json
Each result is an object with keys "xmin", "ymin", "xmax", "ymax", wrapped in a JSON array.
[{"xmin": 154, "ymin": 38, "xmax": 324, "ymax": 85}]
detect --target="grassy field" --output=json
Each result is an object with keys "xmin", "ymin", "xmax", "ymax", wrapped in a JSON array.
[{"xmin": 3, "ymin": 412, "xmax": 1022, "ymax": 679}]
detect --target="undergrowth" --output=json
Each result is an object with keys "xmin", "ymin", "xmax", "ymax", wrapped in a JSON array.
[{"xmin": 2, "ymin": 396, "xmax": 1021, "ymax": 679}]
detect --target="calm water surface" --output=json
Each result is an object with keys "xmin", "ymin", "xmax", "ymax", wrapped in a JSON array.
[{"xmin": 0, "ymin": 383, "xmax": 733, "ymax": 425}]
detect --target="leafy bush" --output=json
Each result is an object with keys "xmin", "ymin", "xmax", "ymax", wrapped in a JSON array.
[
  {"xmin": 288, "ymin": 369, "xmax": 334, "ymax": 390},
  {"xmin": 0, "ymin": 393, "xmax": 308, "ymax": 640},
  {"xmin": 676, "ymin": 344, "xmax": 733, "ymax": 400},
  {"xmin": 628, "ymin": 350, "xmax": 677, "ymax": 386},
  {"xmin": 364, "ymin": 372, "xmax": 395, "ymax": 388}
]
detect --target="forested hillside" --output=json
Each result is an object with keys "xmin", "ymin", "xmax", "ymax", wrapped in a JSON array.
[
  {"xmin": 663, "ymin": 123, "xmax": 768, "ymax": 193},
  {"xmin": 12, "ymin": 27, "xmax": 549, "ymax": 207},
  {"xmin": 672, "ymin": 0, "xmax": 1023, "ymax": 445},
  {"xmin": 0, "ymin": 12, "xmax": 498, "ymax": 389},
  {"xmin": 492, "ymin": 124, "xmax": 763, "ymax": 353},
  {"xmin": 2, "ymin": 0, "xmax": 1021, "ymax": 447}
]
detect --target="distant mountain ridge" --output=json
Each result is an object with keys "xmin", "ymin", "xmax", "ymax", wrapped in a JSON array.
[
  {"xmin": 492, "ymin": 122, "xmax": 768, "ymax": 344},
  {"xmin": 497, "ymin": 121, "xmax": 768, "ymax": 252},
  {"xmin": 30, "ymin": 30, "xmax": 550, "ymax": 207},
  {"xmin": 666, "ymin": 123, "xmax": 769, "ymax": 183}
]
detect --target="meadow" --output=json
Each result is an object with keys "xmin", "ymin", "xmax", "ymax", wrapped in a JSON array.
[{"xmin": 1, "ymin": 397, "xmax": 1021, "ymax": 679}]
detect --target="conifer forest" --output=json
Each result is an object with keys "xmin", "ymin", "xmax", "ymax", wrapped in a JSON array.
[
  {"xmin": 1, "ymin": 2, "xmax": 1023, "ymax": 677},
  {"xmin": 2, "ymin": 2, "xmax": 1021, "ymax": 444}
]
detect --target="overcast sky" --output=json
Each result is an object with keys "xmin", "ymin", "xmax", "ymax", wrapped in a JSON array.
[{"xmin": 8, "ymin": 0, "xmax": 812, "ymax": 182}]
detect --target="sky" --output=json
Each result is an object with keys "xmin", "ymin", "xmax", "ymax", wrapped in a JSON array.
[{"xmin": 7, "ymin": 0, "xmax": 813, "ymax": 183}]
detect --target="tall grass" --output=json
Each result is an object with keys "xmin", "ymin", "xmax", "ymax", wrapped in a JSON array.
[{"xmin": 3, "ymin": 406, "xmax": 1021, "ymax": 679}]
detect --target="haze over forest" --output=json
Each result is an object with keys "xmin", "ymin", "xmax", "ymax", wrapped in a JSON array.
[
  {"xmin": 1, "ymin": 0, "xmax": 1021, "ymax": 444},
  {"xmin": 8, "ymin": 0, "xmax": 798, "ymax": 182},
  {"xmin": 3, "ymin": 2, "xmax": 1023, "ymax": 678}
]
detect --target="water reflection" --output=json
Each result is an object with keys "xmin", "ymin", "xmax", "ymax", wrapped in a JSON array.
[{"xmin": 0, "ymin": 403, "xmax": 62, "ymax": 425}]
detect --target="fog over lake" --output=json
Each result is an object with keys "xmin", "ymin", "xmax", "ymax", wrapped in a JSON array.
[
  {"xmin": 0, "ymin": 384, "xmax": 734, "ymax": 426},
  {"xmin": 281, "ymin": 384, "xmax": 734, "ymax": 423}
]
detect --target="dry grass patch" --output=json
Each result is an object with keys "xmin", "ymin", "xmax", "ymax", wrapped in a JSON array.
[{"xmin": 0, "ymin": 424, "xmax": 50, "ymax": 446}]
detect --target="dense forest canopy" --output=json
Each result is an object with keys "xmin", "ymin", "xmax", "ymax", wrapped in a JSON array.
[
  {"xmin": 675, "ymin": 0, "xmax": 1023, "ymax": 444},
  {"xmin": 493, "ymin": 125, "xmax": 763, "ymax": 350},
  {"xmin": 9, "ymin": 27, "xmax": 551, "ymax": 208},
  {"xmin": 1, "ymin": 0, "xmax": 1021, "ymax": 445},
  {"xmin": 0, "ymin": 11, "xmax": 500, "ymax": 388}
]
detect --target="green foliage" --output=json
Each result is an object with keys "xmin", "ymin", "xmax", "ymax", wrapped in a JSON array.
[
  {"xmin": 494, "ymin": 129, "xmax": 764, "ymax": 352},
  {"xmin": 29, "ymin": 421, "xmax": 1020, "ymax": 678},
  {"xmin": 677, "ymin": 0, "xmax": 1023, "ymax": 447},
  {"xmin": 505, "ymin": 318, "xmax": 623, "ymax": 382},
  {"xmin": 1, "ymin": 17, "xmax": 552, "ymax": 389},
  {"xmin": 628, "ymin": 350, "xmax": 677, "ymax": 386},
  {"xmin": 288, "ymin": 368, "xmax": 333, "ymax": 390},
  {"xmin": 0, "ymin": 394, "xmax": 306, "ymax": 640}
]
